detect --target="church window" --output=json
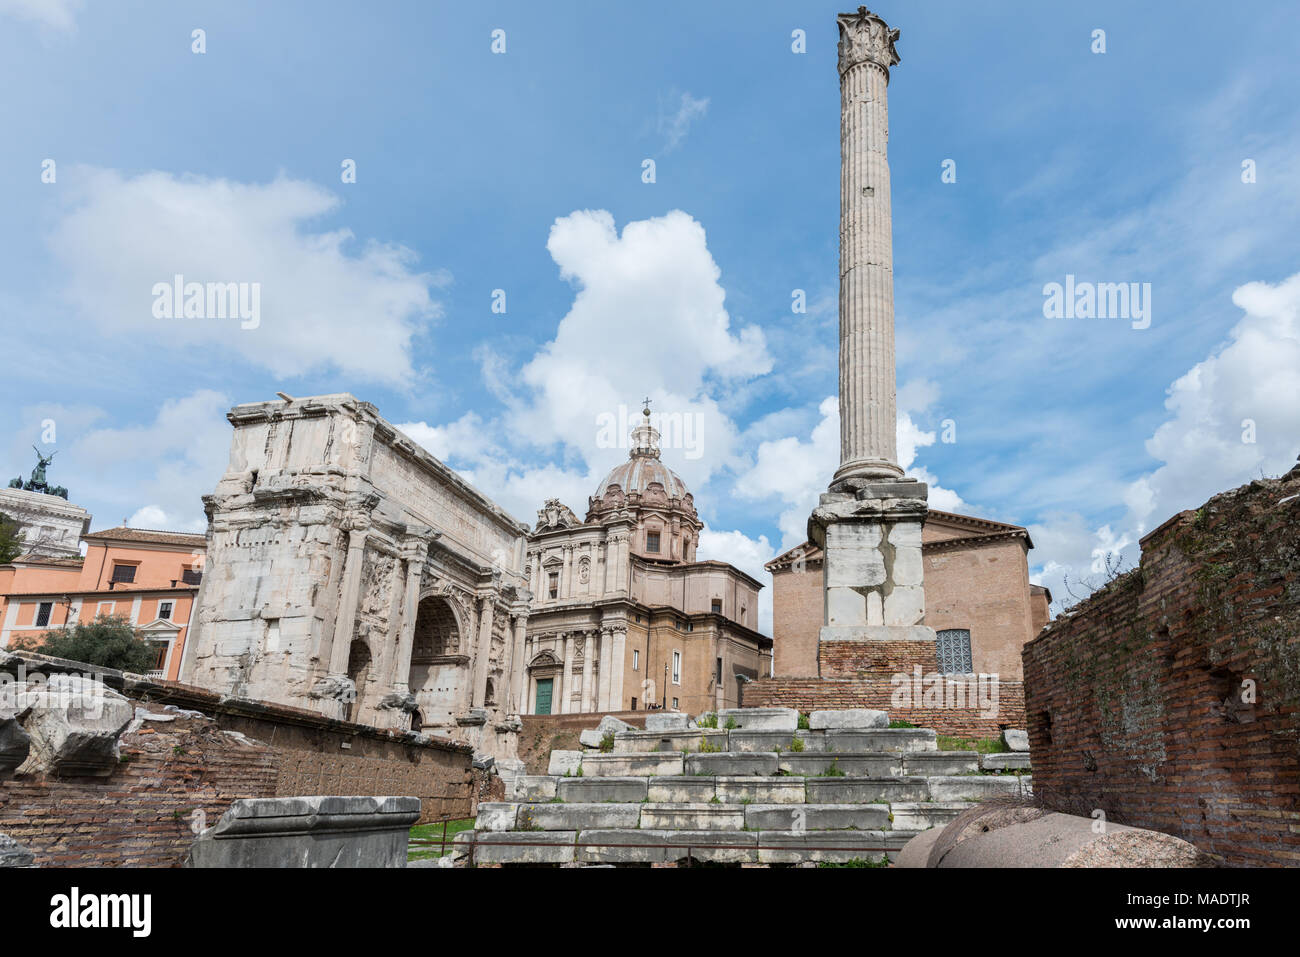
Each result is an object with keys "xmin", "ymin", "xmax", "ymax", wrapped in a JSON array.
[
  {"xmin": 672, "ymin": 650, "xmax": 681, "ymax": 684},
  {"xmin": 711, "ymin": 598, "xmax": 722, "ymax": 614},
  {"xmin": 548, "ymin": 572, "xmax": 559, "ymax": 599},
  {"xmin": 936, "ymin": 629, "xmax": 973, "ymax": 674},
  {"xmin": 646, "ymin": 530, "xmax": 661, "ymax": 552},
  {"xmin": 633, "ymin": 649, "xmax": 640, "ymax": 671}
]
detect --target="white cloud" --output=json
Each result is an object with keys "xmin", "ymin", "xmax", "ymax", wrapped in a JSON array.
[
  {"xmin": 65, "ymin": 390, "xmax": 233, "ymax": 533},
  {"xmin": 735, "ymin": 393, "xmax": 968, "ymax": 550},
  {"xmin": 697, "ymin": 527, "xmax": 776, "ymax": 633},
  {"xmin": 506, "ymin": 209, "xmax": 770, "ymax": 494},
  {"xmin": 659, "ymin": 92, "xmax": 710, "ymax": 152},
  {"xmin": 0, "ymin": 0, "xmax": 80, "ymax": 30},
  {"xmin": 48, "ymin": 169, "xmax": 445, "ymax": 387},
  {"xmin": 1125, "ymin": 271, "xmax": 1300, "ymax": 532},
  {"xmin": 1029, "ymin": 271, "xmax": 1300, "ymax": 612}
]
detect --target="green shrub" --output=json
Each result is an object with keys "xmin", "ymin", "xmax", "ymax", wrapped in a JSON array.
[
  {"xmin": 797, "ymin": 712, "xmax": 811, "ymax": 730},
  {"xmin": 34, "ymin": 614, "xmax": 158, "ymax": 674},
  {"xmin": 789, "ymin": 735, "xmax": 805, "ymax": 752}
]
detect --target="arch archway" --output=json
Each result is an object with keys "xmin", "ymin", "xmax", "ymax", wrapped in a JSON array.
[{"xmin": 407, "ymin": 594, "xmax": 468, "ymax": 727}]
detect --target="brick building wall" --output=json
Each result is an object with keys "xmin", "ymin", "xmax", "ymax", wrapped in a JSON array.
[
  {"xmin": 1023, "ymin": 466, "xmax": 1300, "ymax": 867},
  {"xmin": 745, "ymin": 636, "xmax": 1025, "ymax": 738}
]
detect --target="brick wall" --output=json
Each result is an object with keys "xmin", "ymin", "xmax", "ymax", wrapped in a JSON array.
[
  {"xmin": 518, "ymin": 711, "xmax": 648, "ymax": 774},
  {"xmin": 745, "ymin": 636, "xmax": 1024, "ymax": 738},
  {"xmin": 2, "ymin": 652, "xmax": 479, "ymax": 865},
  {"xmin": 1023, "ymin": 466, "xmax": 1300, "ymax": 867},
  {"xmin": 0, "ymin": 711, "xmax": 278, "ymax": 867}
]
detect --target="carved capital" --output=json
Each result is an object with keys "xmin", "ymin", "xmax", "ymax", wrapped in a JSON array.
[{"xmin": 837, "ymin": 7, "xmax": 900, "ymax": 78}]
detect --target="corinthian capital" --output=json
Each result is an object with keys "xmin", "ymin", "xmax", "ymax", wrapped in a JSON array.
[{"xmin": 837, "ymin": 6, "xmax": 900, "ymax": 77}]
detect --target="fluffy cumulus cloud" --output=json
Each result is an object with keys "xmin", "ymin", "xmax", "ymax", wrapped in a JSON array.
[
  {"xmin": 1125, "ymin": 271, "xmax": 1300, "ymax": 531},
  {"xmin": 697, "ymin": 527, "xmax": 777, "ymax": 634},
  {"xmin": 498, "ymin": 209, "xmax": 770, "ymax": 492},
  {"xmin": 1030, "ymin": 271, "xmax": 1300, "ymax": 611},
  {"xmin": 48, "ymin": 169, "xmax": 445, "ymax": 386},
  {"xmin": 8, "ymin": 391, "xmax": 234, "ymax": 534},
  {"xmin": 735, "ymin": 387, "xmax": 967, "ymax": 551}
]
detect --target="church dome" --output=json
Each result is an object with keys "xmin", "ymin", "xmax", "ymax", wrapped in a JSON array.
[
  {"xmin": 595, "ymin": 456, "xmax": 689, "ymax": 500},
  {"xmin": 591, "ymin": 408, "xmax": 691, "ymax": 504}
]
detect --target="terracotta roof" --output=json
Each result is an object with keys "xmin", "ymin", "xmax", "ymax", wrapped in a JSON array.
[
  {"xmin": 82, "ymin": 526, "xmax": 206, "ymax": 548},
  {"xmin": 9, "ymin": 554, "xmax": 84, "ymax": 567}
]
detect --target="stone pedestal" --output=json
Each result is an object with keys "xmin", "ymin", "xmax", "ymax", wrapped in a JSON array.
[{"xmin": 809, "ymin": 478, "xmax": 934, "ymax": 645}]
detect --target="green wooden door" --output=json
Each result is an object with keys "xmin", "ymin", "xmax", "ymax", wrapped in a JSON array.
[{"xmin": 535, "ymin": 678, "xmax": 553, "ymax": 715}]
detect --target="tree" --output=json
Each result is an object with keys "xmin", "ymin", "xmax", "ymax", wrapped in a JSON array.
[
  {"xmin": 34, "ymin": 615, "xmax": 159, "ymax": 674},
  {"xmin": 0, "ymin": 511, "xmax": 25, "ymax": 564}
]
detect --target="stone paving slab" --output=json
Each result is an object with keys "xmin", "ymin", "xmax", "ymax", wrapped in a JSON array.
[
  {"xmin": 805, "ymin": 776, "xmax": 929, "ymax": 803},
  {"xmin": 778, "ymin": 754, "xmax": 902, "ymax": 777},
  {"xmin": 638, "ymin": 803, "xmax": 745, "ymax": 830},
  {"xmin": 557, "ymin": 776, "xmax": 649, "ymax": 803},
  {"xmin": 714, "ymin": 776, "xmax": 807, "ymax": 804},
  {"xmin": 685, "ymin": 752, "xmax": 778, "ymax": 776},
  {"xmin": 578, "ymin": 752, "xmax": 685, "ymax": 777},
  {"xmin": 744, "ymin": 802, "xmax": 891, "ymax": 832},
  {"xmin": 517, "ymin": 802, "xmax": 641, "ymax": 830},
  {"xmin": 810, "ymin": 709, "xmax": 887, "ymax": 730}
]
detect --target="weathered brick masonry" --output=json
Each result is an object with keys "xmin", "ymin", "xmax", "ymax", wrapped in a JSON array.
[
  {"xmin": 1023, "ymin": 466, "xmax": 1300, "ymax": 867},
  {"xmin": 745, "ymin": 638, "xmax": 1025, "ymax": 738},
  {"xmin": 2, "ymin": 652, "xmax": 478, "ymax": 865}
]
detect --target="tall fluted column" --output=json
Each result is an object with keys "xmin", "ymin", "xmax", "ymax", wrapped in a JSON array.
[
  {"xmin": 832, "ymin": 6, "xmax": 903, "ymax": 488},
  {"xmin": 388, "ymin": 544, "xmax": 426, "ymax": 692},
  {"xmin": 327, "ymin": 520, "xmax": 370, "ymax": 677}
]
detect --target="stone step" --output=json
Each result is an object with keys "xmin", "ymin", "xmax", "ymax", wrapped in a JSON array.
[
  {"xmin": 711, "ymin": 727, "xmax": 938, "ymax": 753},
  {"xmin": 516, "ymin": 802, "xmax": 642, "ymax": 831},
  {"xmin": 725, "ymin": 729, "xmax": 821, "ymax": 752},
  {"xmin": 778, "ymin": 754, "xmax": 902, "ymax": 777},
  {"xmin": 684, "ymin": 752, "xmax": 778, "ymax": 776},
  {"xmin": 900, "ymin": 752, "xmax": 982, "ymax": 775},
  {"xmin": 637, "ymin": 803, "xmax": 746, "ymax": 830},
  {"xmin": 576, "ymin": 752, "xmax": 685, "ymax": 777},
  {"xmin": 981, "ymin": 752, "xmax": 1032, "ymax": 771},
  {"xmin": 452, "ymin": 828, "xmax": 920, "ymax": 866},
  {"xmin": 557, "ymin": 776, "xmax": 649, "ymax": 803},
  {"xmin": 887, "ymin": 802, "xmax": 970, "ymax": 831},
  {"xmin": 613, "ymin": 729, "xmax": 729, "ymax": 753},
  {"xmin": 925, "ymin": 774, "xmax": 1032, "ymax": 802},
  {"xmin": 804, "ymin": 777, "xmax": 931, "ymax": 804},
  {"xmin": 715, "ymin": 776, "xmax": 807, "ymax": 804},
  {"xmin": 744, "ymin": 802, "xmax": 891, "ymax": 832}
]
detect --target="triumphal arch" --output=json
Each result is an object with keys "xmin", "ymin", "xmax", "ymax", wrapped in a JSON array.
[{"xmin": 179, "ymin": 393, "xmax": 531, "ymax": 760}]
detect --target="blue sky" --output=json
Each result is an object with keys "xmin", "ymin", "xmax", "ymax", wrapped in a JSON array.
[{"xmin": 2, "ymin": 1, "xmax": 1298, "ymax": 628}]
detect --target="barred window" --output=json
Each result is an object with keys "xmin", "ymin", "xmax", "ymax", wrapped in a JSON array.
[
  {"xmin": 181, "ymin": 568, "xmax": 203, "ymax": 585},
  {"xmin": 936, "ymin": 628, "xmax": 973, "ymax": 674},
  {"xmin": 110, "ymin": 563, "xmax": 137, "ymax": 584},
  {"xmin": 35, "ymin": 602, "xmax": 53, "ymax": 627}
]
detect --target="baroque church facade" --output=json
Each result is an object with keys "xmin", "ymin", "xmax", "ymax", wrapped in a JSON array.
[{"xmin": 521, "ymin": 411, "xmax": 771, "ymax": 716}]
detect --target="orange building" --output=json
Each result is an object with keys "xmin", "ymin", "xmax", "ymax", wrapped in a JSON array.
[{"xmin": 0, "ymin": 527, "xmax": 206, "ymax": 680}]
